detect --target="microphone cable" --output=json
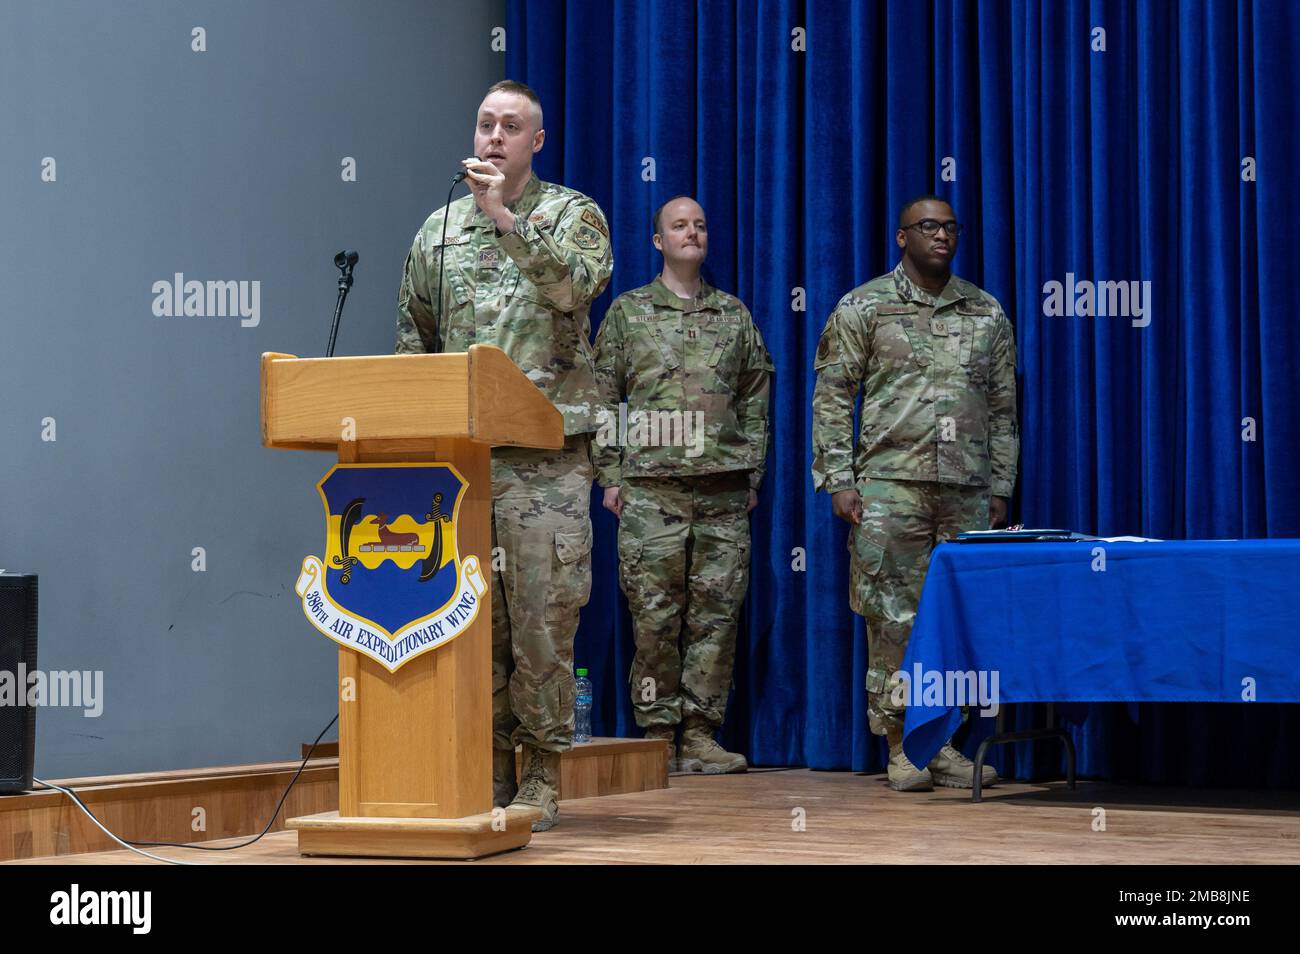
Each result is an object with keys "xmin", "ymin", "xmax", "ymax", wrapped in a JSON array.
[
  {"xmin": 33, "ymin": 712, "xmax": 339, "ymax": 863},
  {"xmin": 433, "ymin": 170, "xmax": 468, "ymax": 354}
]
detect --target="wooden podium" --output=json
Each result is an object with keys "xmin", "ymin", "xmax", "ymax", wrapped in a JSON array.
[{"xmin": 260, "ymin": 344, "xmax": 563, "ymax": 859}]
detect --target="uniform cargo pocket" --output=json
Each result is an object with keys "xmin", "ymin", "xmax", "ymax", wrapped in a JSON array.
[
  {"xmin": 872, "ymin": 304, "xmax": 926, "ymax": 369},
  {"xmin": 555, "ymin": 522, "xmax": 593, "ymax": 564},
  {"xmin": 546, "ymin": 520, "xmax": 594, "ymax": 620},
  {"xmin": 616, "ymin": 532, "xmax": 642, "ymax": 603},
  {"xmin": 528, "ymin": 676, "xmax": 575, "ymax": 735},
  {"xmin": 705, "ymin": 328, "xmax": 737, "ymax": 367},
  {"xmin": 848, "ymin": 527, "xmax": 889, "ymax": 619},
  {"xmin": 849, "ymin": 526, "xmax": 887, "ymax": 577},
  {"xmin": 651, "ymin": 326, "xmax": 680, "ymax": 370},
  {"xmin": 617, "ymin": 533, "xmax": 643, "ymax": 567},
  {"xmin": 428, "ymin": 238, "xmax": 474, "ymax": 313},
  {"xmin": 729, "ymin": 537, "xmax": 752, "ymax": 603}
]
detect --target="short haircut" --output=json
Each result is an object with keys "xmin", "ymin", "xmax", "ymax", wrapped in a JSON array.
[
  {"xmin": 898, "ymin": 193, "xmax": 954, "ymax": 227},
  {"xmin": 653, "ymin": 194, "xmax": 701, "ymax": 236},
  {"xmin": 483, "ymin": 79, "xmax": 544, "ymax": 131}
]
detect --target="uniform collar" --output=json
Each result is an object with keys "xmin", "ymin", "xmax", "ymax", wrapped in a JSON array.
[
  {"xmin": 649, "ymin": 274, "xmax": 716, "ymax": 312},
  {"xmin": 461, "ymin": 172, "xmax": 545, "ymax": 229},
  {"xmin": 892, "ymin": 260, "xmax": 967, "ymax": 308}
]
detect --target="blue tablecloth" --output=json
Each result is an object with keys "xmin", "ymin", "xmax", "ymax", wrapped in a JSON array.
[{"xmin": 901, "ymin": 539, "xmax": 1300, "ymax": 770}]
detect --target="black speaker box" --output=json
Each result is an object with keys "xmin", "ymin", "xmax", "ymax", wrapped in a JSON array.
[{"xmin": 0, "ymin": 573, "xmax": 38, "ymax": 795}]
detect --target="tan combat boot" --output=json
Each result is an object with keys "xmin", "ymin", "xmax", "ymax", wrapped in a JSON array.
[
  {"xmin": 644, "ymin": 725, "xmax": 677, "ymax": 773},
  {"xmin": 509, "ymin": 742, "xmax": 561, "ymax": 831},
  {"xmin": 928, "ymin": 741, "xmax": 998, "ymax": 789},
  {"xmin": 493, "ymin": 748, "xmax": 518, "ymax": 808},
  {"xmin": 677, "ymin": 716, "xmax": 748, "ymax": 774},
  {"xmin": 885, "ymin": 727, "xmax": 933, "ymax": 792}
]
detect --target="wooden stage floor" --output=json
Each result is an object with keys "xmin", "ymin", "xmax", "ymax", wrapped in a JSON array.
[{"xmin": 19, "ymin": 768, "xmax": 1300, "ymax": 865}]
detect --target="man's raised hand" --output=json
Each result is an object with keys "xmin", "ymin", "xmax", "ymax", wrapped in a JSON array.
[{"xmin": 461, "ymin": 156, "xmax": 507, "ymax": 219}]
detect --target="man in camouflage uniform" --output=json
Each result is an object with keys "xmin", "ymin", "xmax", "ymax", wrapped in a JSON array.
[
  {"xmin": 593, "ymin": 196, "xmax": 773, "ymax": 775},
  {"xmin": 811, "ymin": 195, "xmax": 1018, "ymax": 792},
  {"xmin": 396, "ymin": 80, "xmax": 612, "ymax": 829}
]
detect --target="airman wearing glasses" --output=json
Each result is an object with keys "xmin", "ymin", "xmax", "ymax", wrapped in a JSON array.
[{"xmin": 810, "ymin": 195, "xmax": 1020, "ymax": 792}]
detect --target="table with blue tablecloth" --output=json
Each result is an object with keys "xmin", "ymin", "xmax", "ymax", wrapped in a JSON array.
[{"xmin": 901, "ymin": 539, "xmax": 1300, "ymax": 789}]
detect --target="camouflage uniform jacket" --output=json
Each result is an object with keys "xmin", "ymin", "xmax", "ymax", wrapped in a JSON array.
[
  {"xmin": 811, "ymin": 261, "xmax": 1019, "ymax": 497},
  {"xmin": 593, "ymin": 276, "xmax": 773, "ymax": 490},
  {"xmin": 395, "ymin": 173, "xmax": 613, "ymax": 435}
]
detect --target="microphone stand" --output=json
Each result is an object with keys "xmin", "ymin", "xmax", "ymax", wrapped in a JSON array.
[{"xmin": 327, "ymin": 252, "xmax": 357, "ymax": 357}]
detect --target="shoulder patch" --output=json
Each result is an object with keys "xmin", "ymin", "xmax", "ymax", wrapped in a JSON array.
[
  {"xmin": 572, "ymin": 225, "xmax": 603, "ymax": 250},
  {"xmin": 528, "ymin": 211, "xmax": 552, "ymax": 229},
  {"xmin": 580, "ymin": 207, "xmax": 609, "ymax": 237}
]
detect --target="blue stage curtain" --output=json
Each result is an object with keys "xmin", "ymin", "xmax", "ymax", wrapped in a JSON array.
[{"xmin": 506, "ymin": 0, "xmax": 1300, "ymax": 785}]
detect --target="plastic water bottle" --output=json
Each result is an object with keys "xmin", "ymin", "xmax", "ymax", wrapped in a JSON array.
[{"xmin": 574, "ymin": 668, "xmax": 593, "ymax": 744}]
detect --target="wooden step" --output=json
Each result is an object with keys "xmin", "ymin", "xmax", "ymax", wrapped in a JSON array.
[
  {"xmin": 1, "ymin": 737, "xmax": 667, "ymax": 862},
  {"xmin": 524, "ymin": 737, "xmax": 668, "ymax": 800},
  {"xmin": 302, "ymin": 737, "xmax": 669, "ymax": 799}
]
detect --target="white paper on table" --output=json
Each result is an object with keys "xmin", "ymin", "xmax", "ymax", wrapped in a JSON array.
[{"xmin": 960, "ymin": 528, "xmax": 1074, "ymax": 535}]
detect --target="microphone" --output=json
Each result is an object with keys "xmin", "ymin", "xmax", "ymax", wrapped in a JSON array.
[
  {"xmin": 326, "ymin": 250, "xmax": 359, "ymax": 358},
  {"xmin": 452, "ymin": 170, "xmax": 468, "ymax": 184}
]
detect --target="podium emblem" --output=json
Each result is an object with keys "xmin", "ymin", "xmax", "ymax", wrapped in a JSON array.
[{"xmin": 295, "ymin": 463, "xmax": 488, "ymax": 672}]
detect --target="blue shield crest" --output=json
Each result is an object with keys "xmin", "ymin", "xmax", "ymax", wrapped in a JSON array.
[{"xmin": 295, "ymin": 463, "xmax": 487, "ymax": 672}]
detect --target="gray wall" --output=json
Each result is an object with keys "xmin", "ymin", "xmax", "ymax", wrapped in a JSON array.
[{"xmin": 0, "ymin": 0, "xmax": 505, "ymax": 777}]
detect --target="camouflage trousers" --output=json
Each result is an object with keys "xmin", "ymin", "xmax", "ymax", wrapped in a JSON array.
[
  {"xmin": 849, "ymin": 478, "xmax": 989, "ymax": 736},
  {"xmin": 618, "ymin": 472, "xmax": 751, "ymax": 730},
  {"xmin": 491, "ymin": 435, "xmax": 594, "ymax": 753}
]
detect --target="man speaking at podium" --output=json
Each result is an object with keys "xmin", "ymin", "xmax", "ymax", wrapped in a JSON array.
[{"xmin": 395, "ymin": 80, "xmax": 613, "ymax": 831}]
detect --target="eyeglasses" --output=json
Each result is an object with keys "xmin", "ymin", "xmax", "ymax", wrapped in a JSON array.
[{"xmin": 902, "ymin": 219, "xmax": 965, "ymax": 237}]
